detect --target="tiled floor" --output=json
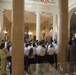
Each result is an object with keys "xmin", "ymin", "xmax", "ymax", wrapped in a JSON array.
[
  {"xmin": 26, "ymin": 63, "xmax": 60, "ymax": 75},
  {"xmin": 0, "ymin": 63, "xmax": 60, "ymax": 75},
  {"xmin": 0, "ymin": 63, "xmax": 59, "ymax": 75},
  {"xmin": 0, "ymin": 63, "xmax": 75, "ymax": 75}
]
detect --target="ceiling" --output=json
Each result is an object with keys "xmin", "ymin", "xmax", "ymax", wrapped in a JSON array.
[
  {"xmin": 2, "ymin": 0, "xmax": 56, "ymax": 24},
  {"xmin": 3, "ymin": 9, "xmax": 52, "ymax": 24},
  {"xmin": 2, "ymin": 0, "xmax": 76, "ymax": 25}
]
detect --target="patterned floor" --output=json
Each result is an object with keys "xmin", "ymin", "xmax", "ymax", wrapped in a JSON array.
[
  {"xmin": 0, "ymin": 63, "xmax": 59, "ymax": 75},
  {"xmin": 1, "ymin": 63, "xmax": 73, "ymax": 75},
  {"xmin": 0, "ymin": 63, "xmax": 76, "ymax": 75}
]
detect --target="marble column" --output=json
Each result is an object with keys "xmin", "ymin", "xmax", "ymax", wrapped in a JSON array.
[
  {"xmin": 36, "ymin": 12, "xmax": 41, "ymax": 41},
  {"xmin": 12, "ymin": 0, "xmax": 24, "ymax": 75},
  {"xmin": 3, "ymin": 12, "xmax": 10, "ymax": 41},
  {"xmin": 0, "ymin": 10, "xmax": 4, "ymax": 43},
  {"xmin": 8, "ymin": 23, "xmax": 11, "ymax": 41},
  {"xmin": 53, "ymin": 14, "xmax": 57, "ymax": 40},
  {"xmin": 68, "ymin": 17, "xmax": 70, "ymax": 39},
  {"xmin": 57, "ymin": 0, "xmax": 68, "ymax": 63}
]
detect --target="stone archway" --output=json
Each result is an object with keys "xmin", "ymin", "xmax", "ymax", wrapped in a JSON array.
[{"xmin": 68, "ymin": 7, "xmax": 76, "ymax": 38}]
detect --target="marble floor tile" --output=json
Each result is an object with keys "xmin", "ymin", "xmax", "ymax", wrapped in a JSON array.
[{"xmin": 0, "ymin": 63, "xmax": 60, "ymax": 75}]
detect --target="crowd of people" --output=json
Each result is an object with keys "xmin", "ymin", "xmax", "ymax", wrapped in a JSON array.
[
  {"xmin": 0, "ymin": 39, "xmax": 57, "ymax": 74},
  {"xmin": 24, "ymin": 39, "xmax": 57, "ymax": 73},
  {"xmin": 0, "ymin": 37, "xmax": 76, "ymax": 74}
]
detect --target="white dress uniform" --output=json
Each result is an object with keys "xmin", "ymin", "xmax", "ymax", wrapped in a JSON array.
[
  {"xmin": 24, "ymin": 47, "xmax": 29, "ymax": 56},
  {"xmin": 47, "ymin": 47, "xmax": 55, "ymax": 55},
  {"xmin": 36, "ymin": 45, "xmax": 46, "ymax": 56}
]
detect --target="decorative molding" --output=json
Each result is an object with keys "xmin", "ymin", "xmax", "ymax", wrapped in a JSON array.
[{"xmin": 0, "ymin": 0, "xmax": 12, "ymax": 2}]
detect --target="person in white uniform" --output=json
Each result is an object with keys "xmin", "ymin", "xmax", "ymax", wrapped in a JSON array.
[
  {"xmin": 36, "ymin": 41, "xmax": 46, "ymax": 56},
  {"xmin": 47, "ymin": 44, "xmax": 55, "ymax": 55}
]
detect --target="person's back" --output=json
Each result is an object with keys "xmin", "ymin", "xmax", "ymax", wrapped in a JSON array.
[
  {"xmin": 68, "ymin": 38, "xmax": 76, "ymax": 61},
  {"xmin": 36, "ymin": 41, "xmax": 45, "ymax": 56},
  {"xmin": 68, "ymin": 39, "xmax": 76, "ymax": 73},
  {"xmin": 28, "ymin": 48, "xmax": 34, "ymax": 58},
  {"xmin": 69, "ymin": 44, "xmax": 76, "ymax": 62},
  {"xmin": 24, "ymin": 43, "xmax": 29, "ymax": 56},
  {"xmin": 32, "ymin": 43, "xmax": 37, "ymax": 55},
  {"xmin": 47, "ymin": 44, "xmax": 55, "ymax": 55},
  {"xmin": 36, "ymin": 45, "xmax": 46, "ymax": 56}
]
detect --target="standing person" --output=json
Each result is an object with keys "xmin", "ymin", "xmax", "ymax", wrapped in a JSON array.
[
  {"xmin": 68, "ymin": 38, "xmax": 76, "ymax": 73},
  {"xmin": 36, "ymin": 41, "xmax": 46, "ymax": 56},
  {"xmin": 0, "ymin": 43, "xmax": 8, "ymax": 75},
  {"xmin": 0, "ymin": 40, "xmax": 5, "ymax": 46},
  {"xmin": 5, "ymin": 40, "xmax": 8, "ymax": 49},
  {"xmin": 47, "ymin": 44, "xmax": 55, "ymax": 55},
  {"xmin": 32, "ymin": 43, "xmax": 37, "ymax": 55},
  {"xmin": 36, "ymin": 41, "xmax": 46, "ymax": 63},
  {"xmin": 1, "ymin": 40, "xmax": 5, "ymax": 44},
  {"xmin": 9, "ymin": 45, "xmax": 12, "ymax": 75},
  {"xmin": 7, "ymin": 41, "xmax": 11, "ymax": 52},
  {"xmin": 28, "ymin": 48, "xmax": 35, "ymax": 75},
  {"xmin": 47, "ymin": 44, "xmax": 55, "ymax": 64},
  {"xmin": 24, "ymin": 43, "xmax": 29, "ymax": 73}
]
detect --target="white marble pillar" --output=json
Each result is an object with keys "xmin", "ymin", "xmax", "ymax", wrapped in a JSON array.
[
  {"xmin": 0, "ymin": 10, "xmax": 4, "ymax": 43},
  {"xmin": 68, "ymin": 17, "xmax": 70, "ymax": 39},
  {"xmin": 57, "ymin": 0, "xmax": 68, "ymax": 63},
  {"xmin": 8, "ymin": 23, "xmax": 12, "ymax": 41},
  {"xmin": 12, "ymin": 0, "xmax": 24, "ymax": 75},
  {"xmin": 53, "ymin": 14, "xmax": 57, "ymax": 40},
  {"xmin": 36, "ymin": 12, "xmax": 41, "ymax": 41}
]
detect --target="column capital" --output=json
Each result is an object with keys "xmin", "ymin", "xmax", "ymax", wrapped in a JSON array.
[
  {"xmin": 52, "ymin": 13, "xmax": 57, "ymax": 16},
  {"xmin": 35, "ymin": 11, "xmax": 41, "ymax": 15}
]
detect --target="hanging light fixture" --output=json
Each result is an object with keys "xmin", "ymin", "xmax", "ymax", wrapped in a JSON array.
[
  {"xmin": 3, "ymin": 30, "xmax": 8, "ymax": 34},
  {"xmin": 29, "ymin": 31, "xmax": 33, "ymax": 35},
  {"xmin": 3, "ymin": 26, "xmax": 8, "ymax": 34},
  {"xmin": 74, "ymin": 11, "xmax": 76, "ymax": 14}
]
